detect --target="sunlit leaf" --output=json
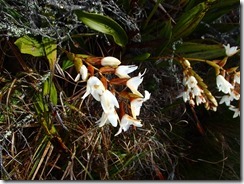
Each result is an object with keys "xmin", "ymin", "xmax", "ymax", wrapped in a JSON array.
[
  {"xmin": 42, "ymin": 37, "xmax": 57, "ymax": 76},
  {"xmin": 14, "ymin": 36, "xmax": 45, "ymax": 57},
  {"xmin": 74, "ymin": 10, "xmax": 128, "ymax": 47}
]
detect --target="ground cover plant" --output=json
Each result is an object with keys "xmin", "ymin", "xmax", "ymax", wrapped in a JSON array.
[{"xmin": 0, "ymin": 0, "xmax": 240, "ymax": 180}]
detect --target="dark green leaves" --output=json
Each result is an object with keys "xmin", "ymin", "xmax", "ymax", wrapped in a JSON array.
[
  {"xmin": 74, "ymin": 10, "xmax": 128, "ymax": 47},
  {"xmin": 172, "ymin": 0, "xmax": 217, "ymax": 41},
  {"xmin": 175, "ymin": 42, "xmax": 225, "ymax": 60}
]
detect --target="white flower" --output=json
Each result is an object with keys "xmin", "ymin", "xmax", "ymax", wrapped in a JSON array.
[
  {"xmin": 100, "ymin": 90, "xmax": 119, "ymax": 113},
  {"xmin": 219, "ymin": 95, "xmax": 233, "ymax": 106},
  {"xmin": 115, "ymin": 114, "xmax": 142, "ymax": 136},
  {"xmin": 130, "ymin": 90, "xmax": 151, "ymax": 119},
  {"xmin": 182, "ymin": 90, "xmax": 190, "ymax": 102},
  {"xmin": 126, "ymin": 70, "xmax": 146, "ymax": 97},
  {"xmin": 115, "ymin": 65, "xmax": 138, "ymax": 78},
  {"xmin": 230, "ymin": 90, "xmax": 240, "ymax": 101},
  {"xmin": 196, "ymin": 95, "xmax": 206, "ymax": 106},
  {"xmin": 229, "ymin": 105, "xmax": 240, "ymax": 118},
  {"xmin": 216, "ymin": 75, "xmax": 234, "ymax": 94},
  {"xmin": 96, "ymin": 111, "xmax": 119, "ymax": 127},
  {"xmin": 101, "ymin": 56, "xmax": 121, "ymax": 66},
  {"xmin": 82, "ymin": 76, "xmax": 105, "ymax": 101},
  {"xmin": 192, "ymin": 86, "xmax": 203, "ymax": 98},
  {"xmin": 185, "ymin": 76, "xmax": 198, "ymax": 88},
  {"xmin": 75, "ymin": 65, "xmax": 88, "ymax": 82},
  {"xmin": 223, "ymin": 44, "xmax": 239, "ymax": 57},
  {"xmin": 234, "ymin": 72, "xmax": 240, "ymax": 84}
]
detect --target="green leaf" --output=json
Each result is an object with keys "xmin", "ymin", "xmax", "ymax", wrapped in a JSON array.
[
  {"xmin": 172, "ymin": 1, "xmax": 216, "ymax": 41},
  {"xmin": 62, "ymin": 60, "xmax": 74, "ymax": 70},
  {"xmin": 14, "ymin": 36, "xmax": 45, "ymax": 57},
  {"xmin": 74, "ymin": 10, "xmax": 128, "ymax": 47},
  {"xmin": 43, "ymin": 78, "xmax": 58, "ymax": 105},
  {"xmin": 143, "ymin": 0, "xmax": 164, "ymax": 30},
  {"xmin": 176, "ymin": 42, "xmax": 222, "ymax": 53},
  {"xmin": 157, "ymin": 20, "xmax": 172, "ymax": 55},
  {"xmin": 133, "ymin": 52, "xmax": 151, "ymax": 61},
  {"xmin": 202, "ymin": 0, "xmax": 239, "ymax": 23},
  {"xmin": 183, "ymin": 49, "xmax": 225, "ymax": 60},
  {"xmin": 42, "ymin": 37, "xmax": 57, "ymax": 75},
  {"xmin": 176, "ymin": 42, "xmax": 225, "ymax": 60}
]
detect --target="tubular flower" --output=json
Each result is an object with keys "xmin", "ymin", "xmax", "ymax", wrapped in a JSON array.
[
  {"xmin": 82, "ymin": 76, "xmax": 105, "ymax": 101},
  {"xmin": 126, "ymin": 70, "xmax": 146, "ymax": 97},
  {"xmin": 115, "ymin": 114, "xmax": 142, "ymax": 136},
  {"xmin": 100, "ymin": 90, "xmax": 119, "ymax": 113},
  {"xmin": 223, "ymin": 44, "xmax": 239, "ymax": 57},
  {"xmin": 96, "ymin": 111, "xmax": 120, "ymax": 127},
  {"xmin": 101, "ymin": 56, "xmax": 121, "ymax": 66},
  {"xmin": 216, "ymin": 75, "xmax": 234, "ymax": 94},
  {"xmin": 130, "ymin": 90, "xmax": 151, "ymax": 119},
  {"xmin": 115, "ymin": 65, "xmax": 138, "ymax": 78},
  {"xmin": 75, "ymin": 64, "xmax": 88, "ymax": 82}
]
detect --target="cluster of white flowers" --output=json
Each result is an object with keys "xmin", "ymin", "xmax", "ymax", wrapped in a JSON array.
[
  {"xmin": 75, "ymin": 56, "xmax": 150, "ymax": 135},
  {"xmin": 217, "ymin": 73, "xmax": 240, "ymax": 118},
  {"xmin": 182, "ymin": 74, "xmax": 210, "ymax": 108},
  {"xmin": 180, "ymin": 59, "xmax": 218, "ymax": 111}
]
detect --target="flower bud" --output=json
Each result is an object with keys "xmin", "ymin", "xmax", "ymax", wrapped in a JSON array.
[{"xmin": 101, "ymin": 56, "xmax": 121, "ymax": 66}]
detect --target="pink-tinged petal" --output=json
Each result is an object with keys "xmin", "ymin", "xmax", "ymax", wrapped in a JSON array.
[
  {"xmin": 115, "ymin": 65, "xmax": 138, "ymax": 78},
  {"xmin": 101, "ymin": 56, "xmax": 121, "ymax": 66}
]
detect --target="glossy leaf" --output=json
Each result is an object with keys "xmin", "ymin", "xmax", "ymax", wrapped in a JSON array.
[
  {"xmin": 74, "ymin": 10, "xmax": 128, "ymax": 47},
  {"xmin": 14, "ymin": 36, "xmax": 45, "ymax": 57}
]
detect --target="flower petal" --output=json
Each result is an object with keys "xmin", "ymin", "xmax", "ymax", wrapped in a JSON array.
[{"xmin": 115, "ymin": 65, "xmax": 138, "ymax": 78}]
